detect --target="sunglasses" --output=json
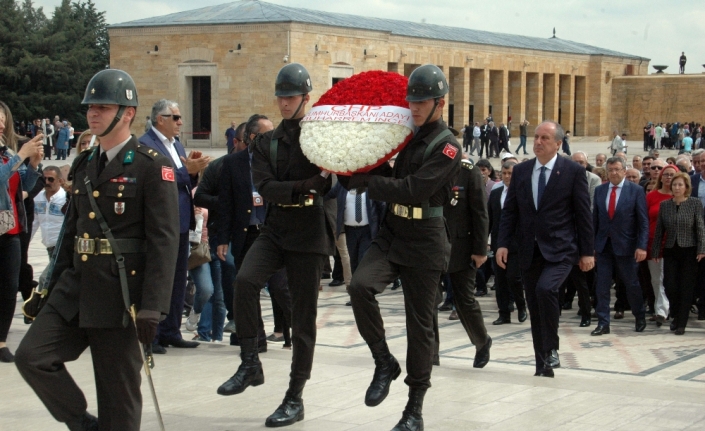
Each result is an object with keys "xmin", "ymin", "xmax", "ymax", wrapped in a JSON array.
[
  {"xmin": 160, "ymin": 114, "xmax": 182, "ymax": 122},
  {"xmin": 651, "ymin": 166, "xmax": 663, "ymax": 170},
  {"xmin": 43, "ymin": 177, "xmax": 55, "ymax": 183}
]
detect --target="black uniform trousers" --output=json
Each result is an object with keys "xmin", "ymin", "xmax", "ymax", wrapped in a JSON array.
[
  {"xmin": 16, "ymin": 304, "xmax": 142, "ymax": 430},
  {"xmin": 495, "ymin": 252, "xmax": 527, "ymax": 318},
  {"xmin": 156, "ymin": 232, "xmax": 189, "ymax": 343},
  {"xmin": 521, "ymin": 244, "xmax": 572, "ymax": 369},
  {"xmin": 449, "ymin": 265, "xmax": 489, "ymax": 347},
  {"xmin": 234, "ymin": 232, "xmax": 324, "ymax": 381},
  {"xmin": 233, "ymin": 227, "xmax": 292, "ymax": 343},
  {"xmin": 350, "ymin": 240, "xmax": 440, "ymax": 389}
]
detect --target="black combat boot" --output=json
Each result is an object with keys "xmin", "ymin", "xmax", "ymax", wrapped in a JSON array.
[
  {"xmin": 265, "ymin": 379, "xmax": 305, "ymax": 427},
  {"xmin": 365, "ymin": 338, "xmax": 401, "ymax": 407},
  {"xmin": 391, "ymin": 388, "xmax": 426, "ymax": 431},
  {"xmin": 66, "ymin": 412, "xmax": 98, "ymax": 431},
  {"xmin": 217, "ymin": 337, "xmax": 264, "ymax": 395}
]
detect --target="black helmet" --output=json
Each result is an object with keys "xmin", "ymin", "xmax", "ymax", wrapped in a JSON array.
[
  {"xmin": 82, "ymin": 69, "xmax": 139, "ymax": 107},
  {"xmin": 275, "ymin": 63, "xmax": 312, "ymax": 97},
  {"xmin": 406, "ymin": 64, "xmax": 448, "ymax": 102}
]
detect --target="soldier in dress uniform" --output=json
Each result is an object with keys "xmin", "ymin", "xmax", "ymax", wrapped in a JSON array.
[
  {"xmin": 216, "ymin": 63, "xmax": 335, "ymax": 428},
  {"xmin": 15, "ymin": 69, "xmax": 180, "ymax": 431},
  {"xmin": 340, "ymin": 64, "xmax": 461, "ymax": 431},
  {"xmin": 432, "ymin": 154, "xmax": 492, "ymax": 368}
]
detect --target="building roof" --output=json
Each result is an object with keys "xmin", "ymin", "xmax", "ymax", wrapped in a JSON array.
[{"xmin": 112, "ymin": 0, "xmax": 647, "ymax": 60}]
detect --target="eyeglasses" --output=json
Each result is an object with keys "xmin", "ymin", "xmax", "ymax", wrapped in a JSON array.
[
  {"xmin": 651, "ymin": 166, "xmax": 663, "ymax": 170},
  {"xmin": 43, "ymin": 177, "xmax": 55, "ymax": 183},
  {"xmin": 160, "ymin": 114, "xmax": 182, "ymax": 122},
  {"xmin": 661, "ymin": 173, "xmax": 675, "ymax": 178}
]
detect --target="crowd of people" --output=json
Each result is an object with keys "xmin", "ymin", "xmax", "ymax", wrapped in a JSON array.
[
  {"xmin": 1, "ymin": 63, "xmax": 705, "ymax": 431},
  {"xmin": 640, "ymin": 121, "xmax": 703, "ymax": 152}
]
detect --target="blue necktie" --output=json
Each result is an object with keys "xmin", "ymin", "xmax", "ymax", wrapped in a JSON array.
[
  {"xmin": 537, "ymin": 166, "xmax": 547, "ymax": 206},
  {"xmin": 355, "ymin": 192, "xmax": 363, "ymax": 223}
]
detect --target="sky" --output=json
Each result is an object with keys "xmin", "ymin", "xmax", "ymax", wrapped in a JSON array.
[{"xmin": 33, "ymin": 0, "xmax": 704, "ymax": 73}]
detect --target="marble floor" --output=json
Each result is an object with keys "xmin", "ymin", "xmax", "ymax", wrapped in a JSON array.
[{"xmin": 1, "ymin": 140, "xmax": 703, "ymax": 430}]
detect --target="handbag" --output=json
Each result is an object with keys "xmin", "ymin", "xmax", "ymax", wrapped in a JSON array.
[
  {"xmin": 187, "ymin": 239, "xmax": 211, "ymax": 270},
  {"xmin": 0, "ymin": 210, "xmax": 16, "ymax": 235}
]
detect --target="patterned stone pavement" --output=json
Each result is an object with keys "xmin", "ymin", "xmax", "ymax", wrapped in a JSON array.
[{"xmin": 1, "ymin": 139, "xmax": 703, "ymax": 430}]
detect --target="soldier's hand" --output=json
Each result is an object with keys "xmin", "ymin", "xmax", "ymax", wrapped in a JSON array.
[
  {"xmin": 348, "ymin": 174, "xmax": 371, "ymax": 189},
  {"xmin": 135, "ymin": 309, "xmax": 161, "ymax": 344},
  {"xmin": 471, "ymin": 254, "xmax": 487, "ymax": 268},
  {"xmin": 294, "ymin": 174, "xmax": 326, "ymax": 195},
  {"xmin": 217, "ymin": 244, "xmax": 229, "ymax": 261},
  {"xmin": 337, "ymin": 175, "xmax": 351, "ymax": 190}
]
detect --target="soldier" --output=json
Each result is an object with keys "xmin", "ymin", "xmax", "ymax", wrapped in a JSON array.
[
  {"xmin": 433, "ymin": 153, "xmax": 493, "ymax": 368},
  {"xmin": 216, "ymin": 63, "xmax": 335, "ymax": 428},
  {"xmin": 15, "ymin": 69, "xmax": 180, "ymax": 430},
  {"xmin": 341, "ymin": 64, "xmax": 461, "ymax": 431}
]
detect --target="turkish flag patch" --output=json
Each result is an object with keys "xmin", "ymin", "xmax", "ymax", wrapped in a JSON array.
[
  {"xmin": 442, "ymin": 143, "xmax": 458, "ymax": 159},
  {"xmin": 162, "ymin": 166, "xmax": 175, "ymax": 182}
]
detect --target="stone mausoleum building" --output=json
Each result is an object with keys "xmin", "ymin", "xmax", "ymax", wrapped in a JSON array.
[{"xmin": 109, "ymin": 0, "xmax": 652, "ymax": 147}]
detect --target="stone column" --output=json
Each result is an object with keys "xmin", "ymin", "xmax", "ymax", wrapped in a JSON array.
[
  {"xmin": 543, "ymin": 73, "xmax": 559, "ymax": 121},
  {"xmin": 559, "ymin": 74, "xmax": 575, "ymax": 133},
  {"xmin": 451, "ymin": 67, "xmax": 470, "ymax": 130}
]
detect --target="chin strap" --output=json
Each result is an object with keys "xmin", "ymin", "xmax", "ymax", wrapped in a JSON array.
[
  {"xmin": 98, "ymin": 106, "xmax": 127, "ymax": 137},
  {"xmin": 289, "ymin": 95, "xmax": 307, "ymax": 120},
  {"xmin": 422, "ymin": 98, "xmax": 440, "ymax": 126}
]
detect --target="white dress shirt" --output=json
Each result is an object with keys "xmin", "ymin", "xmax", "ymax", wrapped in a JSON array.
[
  {"xmin": 344, "ymin": 191, "xmax": 369, "ymax": 226},
  {"xmin": 532, "ymin": 154, "xmax": 558, "ymax": 208},
  {"xmin": 604, "ymin": 178, "xmax": 625, "ymax": 210},
  {"xmin": 500, "ymin": 185, "xmax": 508, "ymax": 209},
  {"xmin": 151, "ymin": 126, "xmax": 183, "ymax": 168}
]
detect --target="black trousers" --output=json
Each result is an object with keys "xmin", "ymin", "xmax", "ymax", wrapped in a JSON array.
[
  {"xmin": 479, "ymin": 139, "xmax": 490, "ymax": 158},
  {"xmin": 663, "ymin": 245, "xmax": 698, "ymax": 329},
  {"xmin": 350, "ymin": 240, "xmax": 440, "ymax": 389},
  {"xmin": 495, "ymin": 252, "xmax": 526, "ymax": 318},
  {"xmin": 521, "ymin": 245, "xmax": 572, "ymax": 370},
  {"xmin": 156, "ymin": 232, "xmax": 189, "ymax": 343},
  {"xmin": 18, "ymin": 222, "xmax": 35, "ymax": 300},
  {"xmin": 448, "ymin": 264, "xmax": 489, "ymax": 347},
  {"xmin": 562, "ymin": 265, "xmax": 592, "ymax": 319},
  {"xmin": 0, "ymin": 234, "xmax": 20, "ymax": 342},
  {"xmin": 234, "ymin": 227, "xmax": 292, "ymax": 343},
  {"xmin": 235, "ymin": 232, "xmax": 325, "ymax": 381},
  {"xmin": 345, "ymin": 225, "xmax": 373, "ymax": 274},
  {"xmin": 16, "ymin": 304, "xmax": 142, "ymax": 430}
]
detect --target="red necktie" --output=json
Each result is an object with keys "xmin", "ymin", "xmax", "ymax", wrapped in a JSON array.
[{"xmin": 608, "ymin": 186, "xmax": 617, "ymax": 219}]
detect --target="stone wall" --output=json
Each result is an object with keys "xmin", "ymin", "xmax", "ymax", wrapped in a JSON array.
[
  {"xmin": 109, "ymin": 22, "xmax": 649, "ymax": 146},
  {"xmin": 611, "ymin": 74, "xmax": 705, "ymax": 138}
]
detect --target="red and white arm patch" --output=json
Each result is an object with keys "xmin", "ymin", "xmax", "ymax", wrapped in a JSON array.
[
  {"xmin": 442, "ymin": 143, "xmax": 458, "ymax": 159},
  {"xmin": 162, "ymin": 166, "xmax": 175, "ymax": 182}
]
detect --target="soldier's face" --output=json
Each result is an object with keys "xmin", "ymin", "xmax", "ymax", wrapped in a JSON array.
[
  {"xmin": 277, "ymin": 94, "xmax": 309, "ymax": 120},
  {"xmin": 409, "ymin": 98, "xmax": 444, "ymax": 128},
  {"xmin": 86, "ymin": 104, "xmax": 119, "ymax": 136}
]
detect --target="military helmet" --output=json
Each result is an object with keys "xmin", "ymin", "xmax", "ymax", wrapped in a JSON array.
[
  {"xmin": 275, "ymin": 63, "xmax": 313, "ymax": 97},
  {"xmin": 82, "ymin": 69, "xmax": 139, "ymax": 107},
  {"xmin": 406, "ymin": 64, "xmax": 449, "ymax": 102}
]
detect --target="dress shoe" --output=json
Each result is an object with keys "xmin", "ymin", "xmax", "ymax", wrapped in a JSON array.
[
  {"xmin": 475, "ymin": 289, "xmax": 487, "ymax": 297},
  {"xmin": 635, "ymin": 318, "xmax": 646, "ymax": 332},
  {"xmin": 432, "ymin": 354, "xmax": 440, "ymax": 366},
  {"xmin": 0, "ymin": 347, "xmax": 15, "ymax": 363},
  {"xmin": 675, "ymin": 328, "xmax": 685, "ymax": 335},
  {"xmin": 391, "ymin": 279, "xmax": 402, "ymax": 290},
  {"xmin": 448, "ymin": 310, "xmax": 459, "ymax": 320},
  {"xmin": 473, "ymin": 337, "xmax": 492, "ymax": 368},
  {"xmin": 614, "ymin": 311, "xmax": 624, "ymax": 319},
  {"xmin": 345, "ymin": 301, "xmax": 352, "ymax": 306},
  {"xmin": 534, "ymin": 368, "xmax": 555, "ymax": 378},
  {"xmin": 218, "ymin": 338, "xmax": 264, "ymax": 396},
  {"xmin": 518, "ymin": 308, "xmax": 528, "ymax": 323},
  {"xmin": 265, "ymin": 380, "xmax": 305, "ymax": 428},
  {"xmin": 151, "ymin": 343, "xmax": 166, "ymax": 354},
  {"xmin": 591, "ymin": 325, "xmax": 610, "ymax": 336},
  {"xmin": 438, "ymin": 302, "xmax": 453, "ymax": 312},
  {"xmin": 545, "ymin": 349, "xmax": 560, "ymax": 369},
  {"xmin": 267, "ymin": 333, "xmax": 284, "ymax": 342},
  {"xmin": 329, "ymin": 279, "xmax": 345, "ymax": 287},
  {"xmin": 391, "ymin": 388, "xmax": 426, "ymax": 431},
  {"xmin": 162, "ymin": 338, "xmax": 199, "ymax": 348},
  {"xmin": 561, "ymin": 302, "xmax": 573, "ymax": 310},
  {"xmin": 66, "ymin": 412, "xmax": 98, "ymax": 431},
  {"xmin": 670, "ymin": 321, "xmax": 677, "ymax": 331},
  {"xmin": 579, "ymin": 317, "xmax": 591, "ymax": 327},
  {"xmin": 492, "ymin": 316, "xmax": 511, "ymax": 325},
  {"xmin": 365, "ymin": 339, "xmax": 401, "ymax": 407}
]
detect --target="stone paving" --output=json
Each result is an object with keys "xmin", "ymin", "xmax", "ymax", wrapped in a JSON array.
[{"xmin": 1, "ymin": 138, "xmax": 703, "ymax": 430}]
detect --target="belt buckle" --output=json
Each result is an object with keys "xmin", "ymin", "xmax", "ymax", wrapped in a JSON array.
[
  {"xmin": 412, "ymin": 207, "xmax": 423, "ymax": 219},
  {"xmin": 76, "ymin": 238, "xmax": 95, "ymax": 254},
  {"xmin": 304, "ymin": 195, "xmax": 314, "ymax": 206},
  {"xmin": 99, "ymin": 239, "xmax": 112, "ymax": 254},
  {"xmin": 394, "ymin": 204, "xmax": 410, "ymax": 219}
]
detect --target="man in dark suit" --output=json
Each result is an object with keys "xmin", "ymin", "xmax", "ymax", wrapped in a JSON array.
[
  {"xmin": 497, "ymin": 121, "xmax": 594, "ymax": 377},
  {"xmin": 16, "ymin": 70, "xmax": 180, "ymax": 430},
  {"xmin": 138, "ymin": 99, "xmax": 211, "ymax": 353},
  {"xmin": 488, "ymin": 121, "xmax": 499, "ymax": 158},
  {"xmin": 438, "ymin": 155, "xmax": 493, "ymax": 367},
  {"xmin": 690, "ymin": 149, "xmax": 705, "ymax": 320},
  {"xmin": 591, "ymin": 157, "xmax": 649, "ymax": 335},
  {"xmin": 488, "ymin": 160, "xmax": 527, "ymax": 325},
  {"xmin": 479, "ymin": 120, "xmax": 490, "ymax": 158},
  {"xmin": 216, "ymin": 114, "xmax": 291, "ymax": 349}
]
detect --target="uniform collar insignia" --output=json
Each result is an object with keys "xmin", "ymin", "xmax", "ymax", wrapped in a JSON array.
[{"xmin": 123, "ymin": 150, "xmax": 135, "ymax": 165}]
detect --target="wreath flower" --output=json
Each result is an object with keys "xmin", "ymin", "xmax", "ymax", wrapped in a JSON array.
[{"xmin": 300, "ymin": 70, "xmax": 412, "ymax": 175}]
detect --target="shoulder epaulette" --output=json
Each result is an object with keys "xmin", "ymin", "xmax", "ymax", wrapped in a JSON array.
[
  {"xmin": 135, "ymin": 144, "xmax": 160, "ymax": 161},
  {"xmin": 461, "ymin": 159, "xmax": 474, "ymax": 170}
]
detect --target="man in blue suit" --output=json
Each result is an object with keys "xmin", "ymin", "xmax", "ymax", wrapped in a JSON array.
[
  {"xmin": 139, "ymin": 99, "xmax": 211, "ymax": 352},
  {"xmin": 497, "ymin": 121, "xmax": 594, "ymax": 377},
  {"xmin": 591, "ymin": 157, "xmax": 649, "ymax": 335}
]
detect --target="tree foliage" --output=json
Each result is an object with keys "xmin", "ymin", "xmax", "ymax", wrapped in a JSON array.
[{"xmin": 0, "ymin": 0, "xmax": 109, "ymax": 129}]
